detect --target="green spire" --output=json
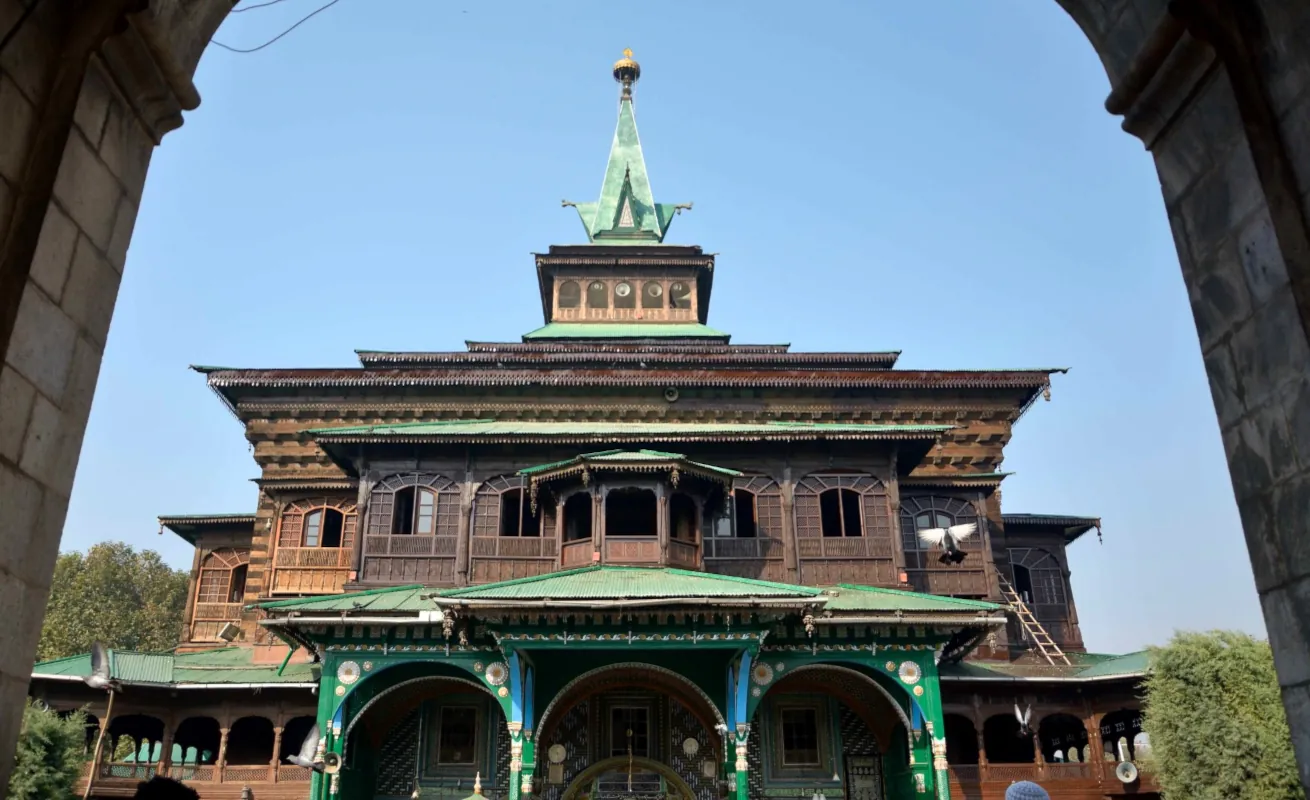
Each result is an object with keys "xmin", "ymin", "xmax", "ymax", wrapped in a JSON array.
[{"xmin": 564, "ymin": 50, "xmax": 690, "ymax": 244}]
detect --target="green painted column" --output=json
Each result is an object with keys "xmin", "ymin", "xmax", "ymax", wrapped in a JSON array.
[
  {"xmin": 733, "ymin": 727, "xmax": 750, "ymax": 800},
  {"xmin": 311, "ymin": 659, "xmax": 336, "ymax": 800},
  {"xmin": 507, "ymin": 727, "xmax": 522, "ymax": 800},
  {"xmin": 920, "ymin": 657, "xmax": 950, "ymax": 800}
]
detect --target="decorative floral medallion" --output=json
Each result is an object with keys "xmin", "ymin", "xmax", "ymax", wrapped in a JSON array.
[
  {"xmin": 362, "ymin": 661, "xmax": 373, "ymax": 672},
  {"xmin": 334, "ymin": 685, "xmax": 345, "ymax": 697},
  {"xmin": 751, "ymin": 687, "xmax": 761, "ymax": 697},
  {"xmin": 682, "ymin": 738, "xmax": 700, "ymax": 758},
  {"xmin": 547, "ymin": 744, "xmax": 567, "ymax": 764},
  {"xmin": 913, "ymin": 685, "xmax": 924, "ymax": 697},
  {"xmin": 473, "ymin": 662, "xmax": 485, "ymax": 673},
  {"xmin": 751, "ymin": 663, "xmax": 774, "ymax": 686},
  {"xmin": 898, "ymin": 661, "xmax": 922, "ymax": 685},
  {"xmin": 775, "ymin": 662, "xmax": 785, "ymax": 672},
  {"xmin": 337, "ymin": 660, "xmax": 362, "ymax": 685},
  {"xmin": 885, "ymin": 661, "xmax": 897, "ymax": 672},
  {"xmin": 497, "ymin": 686, "xmax": 509, "ymax": 698},
  {"xmin": 485, "ymin": 661, "xmax": 509, "ymax": 686}
]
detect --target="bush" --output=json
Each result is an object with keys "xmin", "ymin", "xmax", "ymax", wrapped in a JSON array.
[
  {"xmin": 1141, "ymin": 630, "xmax": 1304, "ymax": 800},
  {"xmin": 7, "ymin": 701, "xmax": 88, "ymax": 800}
]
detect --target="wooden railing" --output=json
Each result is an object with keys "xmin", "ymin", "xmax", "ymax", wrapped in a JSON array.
[
  {"xmin": 270, "ymin": 547, "xmax": 352, "ymax": 594},
  {"xmin": 604, "ymin": 536, "xmax": 660, "ymax": 564},
  {"xmin": 703, "ymin": 537, "xmax": 784, "ymax": 560},
  {"xmin": 668, "ymin": 539, "xmax": 699, "ymax": 568},
  {"xmin": 273, "ymin": 547, "xmax": 351, "ymax": 568},
  {"xmin": 364, "ymin": 535, "xmax": 458, "ymax": 557},
  {"xmin": 193, "ymin": 602, "xmax": 243, "ymax": 621},
  {"xmin": 561, "ymin": 539, "xmax": 594, "ymax": 567},
  {"xmin": 796, "ymin": 538, "xmax": 893, "ymax": 559},
  {"xmin": 948, "ymin": 761, "xmax": 1158, "ymax": 789},
  {"xmin": 471, "ymin": 536, "xmax": 558, "ymax": 559},
  {"xmin": 905, "ymin": 568, "xmax": 989, "ymax": 596}
]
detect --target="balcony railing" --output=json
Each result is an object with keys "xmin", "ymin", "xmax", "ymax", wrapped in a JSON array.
[
  {"xmin": 703, "ymin": 537, "xmax": 784, "ymax": 560},
  {"xmin": 947, "ymin": 761, "xmax": 1158, "ymax": 791}
]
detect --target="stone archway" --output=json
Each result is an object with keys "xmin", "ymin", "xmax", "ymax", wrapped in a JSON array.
[{"xmin": 3, "ymin": 1, "xmax": 1310, "ymax": 794}]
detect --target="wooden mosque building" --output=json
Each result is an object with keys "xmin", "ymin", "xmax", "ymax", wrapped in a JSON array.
[{"xmin": 29, "ymin": 52, "xmax": 1156, "ymax": 800}]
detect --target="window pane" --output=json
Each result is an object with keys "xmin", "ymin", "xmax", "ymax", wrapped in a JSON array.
[
  {"xmin": 780, "ymin": 708, "xmax": 820, "ymax": 766},
  {"xmin": 587, "ymin": 281, "xmax": 608, "ymax": 308},
  {"xmin": 935, "ymin": 512, "xmax": 953, "ymax": 529},
  {"xmin": 819, "ymin": 490, "xmax": 842, "ymax": 537},
  {"xmin": 610, "ymin": 707, "xmax": 649, "ymax": 757},
  {"xmin": 840, "ymin": 489, "xmax": 864, "ymax": 537},
  {"xmin": 303, "ymin": 511, "xmax": 322, "ymax": 547},
  {"xmin": 437, "ymin": 707, "xmax": 478, "ymax": 765},
  {"xmin": 500, "ymin": 490, "xmax": 523, "ymax": 536},
  {"xmin": 558, "ymin": 281, "xmax": 581, "ymax": 309},
  {"xmin": 321, "ymin": 509, "xmax": 344, "ymax": 548},
  {"xmin": 416, "ymin": 489, "xmax": 436, "ymax": 535},
  {"xmin": 914, "ymin": 512, "xmax": 935, "ymax": 531},
  {"xmin": 734, "ymin": 491, "xmax": 758, "ymax": 539},
  {"xmin": 393, "ymin": 488, "xmax": 415, "ymax": 535}
]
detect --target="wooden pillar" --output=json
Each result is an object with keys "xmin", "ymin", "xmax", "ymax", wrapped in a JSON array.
[
  {"xmin": 216, "ymin": 728, "xmax": 230, "ymax": 783},
  {"xmin": 1086, "ymin": 709, "xmax": 1106, "ymax": 784},
  {"xmin": 594, "ymin": 489, "xmax": 604, "ymax": 563},
  {"xmin": 554, "ymin": 495, "xmax": 566, "ymax": 569},
  {"xmin": 886, "ymin": 452, "xmax": 907, "ymax": 583},
  {"xmin": 455, "ymin": 478, "xmax": 474, "ymax": 584},
  {"xmin": 271, "ymin": 726, "xmax": 284, "ymax": 782},
  {"xmin": 779, "ymin": 467, "xmax": 799, "ymax": 581},
  {"xmin": 657, "ymin": 484, "xmax": 669, "ymax": 564},
  {"xmin": 156, "ymin": 723, "xmax": 173, "ymax": 778}
]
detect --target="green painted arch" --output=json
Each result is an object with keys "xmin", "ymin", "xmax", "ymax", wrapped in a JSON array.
[
  {"xmin": 331, "ymin": 658, "xmax": 512, "ymax": 737},
  {"xmin": 561, "ymin": 756, "xmax": 697, "ymax": 800},
  {"xmin": 746, "ymin": 661, "xmax": 915, "ymax": 751}
]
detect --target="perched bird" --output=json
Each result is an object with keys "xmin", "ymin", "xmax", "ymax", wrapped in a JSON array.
[
  {"xmin": 1014, "ymin": 704, "xmax": 1033, "ymax": 738},
  {"xmin": 285, "ymin": 724, "xmax": 325, "ymax": 772},
  {"xmin": 84, "ymin": 641, "xmax": 118, "ymax": 691},
  {"xmin": 916, "ymin": 521, "xmax": 978, "ymax": 564}
]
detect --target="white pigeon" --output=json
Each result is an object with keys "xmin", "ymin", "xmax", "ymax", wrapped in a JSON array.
[
  {"xmin": 1014, "ymin": 703, "xmax": 1033, "ymax": 737},
  {"xmin": 916, "ymin": 522, "xmax": 978, "ymax": 564},
  {"xmin": 285, "ymin": 723, "xmax": 325, "ymax": 772},
  {"xmin": 83, "ymin": 641, "xmax": 117, "ymax": 691}
]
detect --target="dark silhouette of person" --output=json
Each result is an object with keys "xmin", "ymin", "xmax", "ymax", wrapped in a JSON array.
[{"xmin": 132, "ymin": 777, "xmax": 201, "ymax": 800}]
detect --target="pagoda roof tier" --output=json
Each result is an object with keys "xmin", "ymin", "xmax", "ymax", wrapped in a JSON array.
[
  {"xmin": 1003, "ymin": 513, "xmax": 1102, "ymax": 544},
  {"xmin": 519, "ymin": 449, "xmax": 743, "ymax": 485},
  {"xmin": 358, "ymin": 344, "xmax": 902, "ymax": 369},
  {"xmin": 197, "ymin": 366, "xmax": 1064, "ymax": 393},
  {"xmin": 157, "ymin": 513, "xmax": 256, "ymax": 545},
  {"xmin": 522, "ymin": 322, "xmax": 730, "ymax": 341},
  {"xmin": 533, "ymin": 244, "xmax": 714, "ymax": 323}
]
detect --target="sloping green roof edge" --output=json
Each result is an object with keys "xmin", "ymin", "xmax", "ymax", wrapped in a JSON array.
[{"xmin": 438, "ymin": 565, "xmax": 824, "ymax": 599}]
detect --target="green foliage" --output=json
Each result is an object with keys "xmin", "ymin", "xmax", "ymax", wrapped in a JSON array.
[
  {"xmin": 36, "ymin": 543, "xmax": 189, "ymax": 662},
  {"xmin": 6, "ymin": 701, "xmax": 88, "ymax": 800},
  {"xmin": 1142, "ymin": 630, "xmax": 1304, "ymax": 800}
]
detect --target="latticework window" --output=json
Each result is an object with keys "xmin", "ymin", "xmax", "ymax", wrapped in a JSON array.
[
  {"xmin": 367, "ymin": 474, "xmax": 460, "ymax": 537},
  {"xmin": 900, "ymin": 496, "xmax": 981, "ymax": 568},
  {"xmin": 793, "ymin": 474, "xmax": 892, "ymax": 541},
  {"xmin": 277, "ymin": 498, "xmax": 358, "ymax": 549},
  {"xmin": 195, "ymin": 548, "xmax": 249, "ymax": 604},
  {"xmin": 474, "ymin": 476, "xmax": 542, "ymax": 538},
  {"xmin": 729, "ymin": 476, "xmax": 783, "ymax": 539}
]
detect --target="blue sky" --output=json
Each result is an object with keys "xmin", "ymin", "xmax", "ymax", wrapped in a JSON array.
[{"xmin": 62, "ymin": 0, "xmax": 1265, "ymax": 654}]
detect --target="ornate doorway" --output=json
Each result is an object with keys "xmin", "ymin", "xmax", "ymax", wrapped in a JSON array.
[{"xmin": 560, "ymin": 756, "xmax": 697, "ymax": 800}]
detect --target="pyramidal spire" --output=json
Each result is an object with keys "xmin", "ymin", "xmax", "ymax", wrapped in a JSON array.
[{"xmin": 562, "ymin": 50, "xmax": 691, "ymax": 244}]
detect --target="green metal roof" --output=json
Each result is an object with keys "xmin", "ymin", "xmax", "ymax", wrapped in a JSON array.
[
  {"xmin": 31, "ymin": 647, "xmax": 318, "ymax": 686},
  {"xmin": 1074, "ymin": 650, "xmax": 1150, "ymax": 678},
  {"xmin": 824, "ymin": 584, "xmax": 1002, "ymax": 613},
  {"xmin": 522, "ymin": 323, "xmax": 729, "ymax": 340},
  {"xmin": 440, "ymin": 566, "xmax": 823, "ymax": 601},
  {"xmin": 938, "ymin": 651, "xmax": 1149, "ymax": 682},
  {"xmin": 519, "ymin": 449, "xmax": 742, "ymax": 479},
  {"xmin": 310, "ymin": 419, "xmax": 953, "ymax": 440},
  {"xmin": 564, "ymin": 71, "xmax": 688, "ymax": 244},
  {"xmin": 255, "ymin": 584, "xmax": 430, "ymax": 613}
]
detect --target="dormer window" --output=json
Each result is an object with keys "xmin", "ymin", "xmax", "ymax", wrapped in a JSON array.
[
  {"xmin": 558, "ymin": 280, "xmax": 581, "ymax": 308},
  {"xmin": 587, "ymin": 281, "xmax": 608, "ymax": 308},
  {"xmin": 613, "ymin": 281, "xmax": 635, "ymax": 309}
]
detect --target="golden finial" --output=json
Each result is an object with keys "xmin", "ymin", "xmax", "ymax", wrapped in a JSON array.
[{"xmin": 613, "ymin": 48, "xmax": 641, "ymax": 93}]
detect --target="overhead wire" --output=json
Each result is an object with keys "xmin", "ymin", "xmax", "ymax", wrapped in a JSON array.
[{"xmin": 211, "ymin": 0, "xmax": 341, "ymax": 53}]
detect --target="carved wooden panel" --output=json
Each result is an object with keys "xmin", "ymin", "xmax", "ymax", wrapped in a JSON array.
[
  {"xmin": 905, "ymin": 569, "xmax": 989, "ymax": 596},
  {"xmin": 471, "ymin": 559, "xmax": 555, "ymax": 584},
  {"xmin": 361, "ymin": 557, "xmax": 457, "ymax": 585},
  {"xmin": 703, "ymin": 537, "xmax": 785, "ymax": 560},
  {"xmin": 561, "ymin": 540, "xmax": 593, "ymax": 567},
  {"xmin": 667, "ymin": 539, "xmax": 699, "ymax": 569},
  {"xmin": 270, "ymin": 567, "xmax": 348, "ymax": 594},
  {"xmin": 705, "ymin": 560, "xmax": 788, "ymax": 583},
  {"xmin": 604, "ymin": 537, "xmax": 660, "ymax": 564},
  {"xmin": 799, "ymin": 559, "xmax": 897, "ymax": 587}
]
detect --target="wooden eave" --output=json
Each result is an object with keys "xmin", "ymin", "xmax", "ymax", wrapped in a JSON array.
[{"xmin": 353, "ymin": 348, "xmax": 902, "ymax": 370}]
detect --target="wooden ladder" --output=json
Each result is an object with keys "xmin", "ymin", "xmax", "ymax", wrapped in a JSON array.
[{"xmin": 996, "ymin": 573, "xmax": 1071, "ymax": 666}]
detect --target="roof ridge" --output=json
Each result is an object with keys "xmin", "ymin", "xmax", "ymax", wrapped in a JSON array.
[
  {"xmin": 833, "ymin": 583, "xmax": 1001, "ymax": 610},
  {"xmin": 256, "ymin": 583, "xmax": 426, "ymax": 610}
]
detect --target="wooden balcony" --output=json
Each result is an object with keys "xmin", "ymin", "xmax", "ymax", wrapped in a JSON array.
[
  {"xmin": 947, "ymin": 761, "xmax": 1159, "ymax": 798},
  {"xmin": 604, "ymin": 536, "xmax": 660, "ymax": 564},
  {"xmin": 470, "ymin": 535, "xmax": 558, "ymax": 583},
  {"xmin": 905, "ymin": 568, "xmax": 990, "ymax": 596},
  {"xmin": 269, "ymin": 547, "xmax": 351, "ymax": 594},
  {"xmin": 703, "ymin": 537, "xmax": 787, "ymax": 582},
  {"xmin": 78, "ymin": 762, "xmax": 310, "ymax": 800},
  {"xmin": 190, "ymin": 603, "xmax": 243, "ymax": 642},
  {"xmin": 360, "ymin": 535, "xmax": 457, "ymax": 585}
]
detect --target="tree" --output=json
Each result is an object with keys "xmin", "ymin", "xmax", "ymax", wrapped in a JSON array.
[
  {"xmin": 36, "ymin": 543, "xmax": 190, "ymax": 662},
  {"xmin": 1141, "ymin": 630, "xmax": 1304, "ymax": 800},
  {"xmin": 6, "ymin": 701, "xmax": 88, "ymax": 800}
]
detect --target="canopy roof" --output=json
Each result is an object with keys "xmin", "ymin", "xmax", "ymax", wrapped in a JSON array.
[
  {"xmin": 31, "ymin": 646, "xmax": 318, "ymax": 688},
  {"xmin": 519, "ymin": 449, "xmax": 742, "ymax": 484},
  {"xmin": 157, "ymin": 514, "xmax": 256, "ymax": 545},
  {"xmin": 939, "ymin": 650, "xmax": 1148, "ymax": 683},
  {"xmin": 1002, "ymin": 513, "xmax": 1103, "ymax": 544}
]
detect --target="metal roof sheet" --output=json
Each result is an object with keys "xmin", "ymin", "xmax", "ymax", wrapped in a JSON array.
[
  {"xmin": 31, "ymin": 647, "xmax": 317, "ymax": 686},
  {"xmin": 519, "ymin": 449, "xmax": 743, "ymax": 478},
  {"xmin": 824, "ymin": 584, "xmax": 1002, "ymax": 613},
  {"xmin": 256, "ymin": 584, "xmax": 430, "ymax": 613},
  {"xmin": 439, "ymin": 566, "xmax": 823, "ymax": 600}
]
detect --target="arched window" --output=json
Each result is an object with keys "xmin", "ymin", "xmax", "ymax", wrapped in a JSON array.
[
  {"xmin": 668, "ymin": 281, "xmax": 692, "ymax": 309},
  {"xmin": 613, "ymin": 281, "xmax": 636, "ymax": 309},
  {"xmin": 671, "ymin": 493, "xmax": 697, "ymax": 542},
  {"xmin": 720, "ymin": 476, "xmax": 783, "ymax": 540},
  {"xmin": 392, "ymin": 487, "xmax": 436, "ymax": 535},
  {"xmin": 606, "ymin": 487, "xmax": 657, "ymax": 536},
  {"xmin": 1008, "ymin": 548, "xmax": 1071, "ymax": 643},
  {"xmin": 196, "ymin": 549, "xmax": 249, "ymax": 605},
  {"xmin": 558, "ymin": 280, "xmax": 581, "ymax": 309},
  {"xmin": 793, "ymin": 474, "xmax": 892, "ymax": 545},
  {"xmin": 563, "ymin": 493, "xmax": 592, "ymax": 542},
  {"xmin": 225, "ymin": 717, "xmax": 274, "ymax": 766},
  {"xmin": 733, "ymin": 489, "xmax": 758, "ymax": 538},
  {"xmin": 368, "ymin": 475, "xmax": 460, "ymax": 539},
  {"xmin": 1039, "ymin": 713, "xmax": 1088, "ymax": 763},
  {"xmin": 943, "ymin": 714, "xmax": 979, "ymax": 765},
  {"xmin": 586, "ymin": 280, "xmax": 608, "ymax": 308},
  {"xmin": 277, "ymin": 499, "xmax": 358, "ymax": 550},
  {"xmin": 982, "ymin": 714, "xmax": 1034, "ymax": 764},
  {"xmin": 641, "ymin": 281, "xmax": 663, "ymax": 308},
  {"xmin": 900, "ymin": 496, "xmax": 979, "ymax": 567},
  {"xmin": 279, "ymin": 717, "xmax": 317, "ymax": 763},
  {"xmin": 473, "ymin": 477, "xmax": 542, "ymax": 539},
  {"xmin": 819, "ymin": 488, "xmax": 863, "ymax": 537},
  {"xmin": 1099, "ymin": 709, "xmax": 1144, "ymax": 761}
]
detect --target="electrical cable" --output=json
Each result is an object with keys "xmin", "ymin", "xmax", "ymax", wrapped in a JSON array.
[{"xmin": 211, "ymin": 0, "xmax": 340, "ymax": 53}]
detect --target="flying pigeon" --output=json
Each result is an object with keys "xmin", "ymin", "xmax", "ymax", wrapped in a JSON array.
[
  {"xmin": 83, "ymin": 641, "xmax": 118, "ymax": 691},
  {"xmin": 1014, "ymin": 703, "xmax": 1033, "ymax": 738},
  {"xmin": 285, "ymin": 723, "xmax": 325, "ymax": 772},
  {"xmin": 916, "ymin": 522, "xmax": 978, "ymax": 564}
]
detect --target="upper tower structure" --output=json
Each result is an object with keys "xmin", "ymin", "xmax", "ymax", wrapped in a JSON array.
[{"xmin": 563, "ymin": 50, "xmax": 691, "ymax": 244}]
